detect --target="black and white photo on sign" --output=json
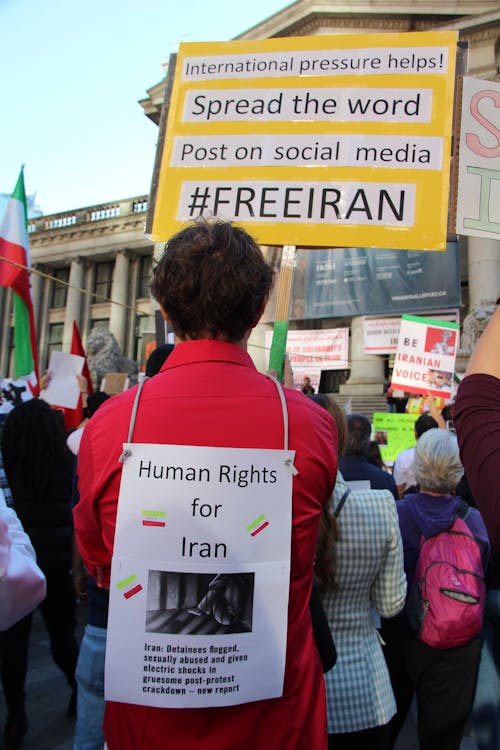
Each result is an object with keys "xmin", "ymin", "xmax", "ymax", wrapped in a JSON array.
[{"xmin": 146, "ymin": 570, "xmax": 255, "ymax": 636}]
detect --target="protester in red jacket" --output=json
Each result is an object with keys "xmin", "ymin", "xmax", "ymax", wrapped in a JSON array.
[{"xmin": 74, "ymin": 219, "xmax": 337, "ymax": 750}]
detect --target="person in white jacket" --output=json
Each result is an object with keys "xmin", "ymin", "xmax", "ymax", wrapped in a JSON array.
[{"xmin": 0, "ymin": 487, "xmax": 46, "ymax": 631}]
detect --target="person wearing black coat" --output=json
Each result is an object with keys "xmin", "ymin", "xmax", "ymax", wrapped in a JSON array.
[{"xmin": 0, "ymin": 398, "xmax": 78, "ymax": 748}]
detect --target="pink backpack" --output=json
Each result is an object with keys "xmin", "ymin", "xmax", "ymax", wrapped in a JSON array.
[{"xmin": 407, "ymin": 503, "xmax": 485, "ymax": 649}]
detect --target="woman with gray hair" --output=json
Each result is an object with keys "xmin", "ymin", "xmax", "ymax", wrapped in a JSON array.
[{"xmin": 381, "ymin": 428, "xmax": 490, "ymax": 750}]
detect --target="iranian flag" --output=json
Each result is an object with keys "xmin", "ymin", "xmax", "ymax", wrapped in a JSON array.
[{"xmin": 0, "ymin": 168, "xmax": 39, "ymax": 391}]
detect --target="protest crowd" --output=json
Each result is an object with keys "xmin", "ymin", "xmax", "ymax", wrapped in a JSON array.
[
  {"xmin": 0, "ymin": 218, "xmax": 498, "ymax": 750},
  {"xmin": 6, "ymin": 0, "xmax": 500, "ymax": 742}
]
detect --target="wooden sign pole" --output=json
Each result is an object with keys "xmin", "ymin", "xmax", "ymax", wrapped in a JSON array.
[{"xmin": 268, "ymin": 245, "xmax": 296, "ymax": 382}]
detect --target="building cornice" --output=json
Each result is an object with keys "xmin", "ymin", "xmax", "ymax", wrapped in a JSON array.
[
  {"xmin": 138, "ymin": 3, "xmax": 500, "ymax": 123},
  {"xmin": 272, "ymin": 14, "xmax": 449, "ymax": 37},
  {"xmin": 235, "ymin": 0, "xmax": 499, "ymax": 40},
  {"xmin": 30, "ymin": 220, "xmax": 148, "ymax": 248},
  {"xmin": 29, "ymin": 195, "xmax": 150, "ymax": 246}
]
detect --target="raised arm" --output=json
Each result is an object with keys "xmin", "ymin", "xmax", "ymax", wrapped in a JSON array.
[
  {"xmin": 423, "ymin": 394, "xmax": 446, "ymax": 429},
  {"xmin": 455, "ymin": 304, "xmax": 500, "ymax": 552}
]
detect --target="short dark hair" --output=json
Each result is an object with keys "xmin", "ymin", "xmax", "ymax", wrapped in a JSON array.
[
  {"xmin": 415, "ymin": 414, "xmax": 438, "ymax": 439},
  {"xmin": 85, "ymin": 391, "xmax": 111, "ymax": 419},
  {"xmin": 345, "ymin": 413, "xmax": 372, "ymax": 455},
  {"xmin": 150, "ymin": 220, "xmax": 274, "ymax": 342},
  {"xmin": 145, "ymin": 344, "xmax": 175, "ymax": 377}
]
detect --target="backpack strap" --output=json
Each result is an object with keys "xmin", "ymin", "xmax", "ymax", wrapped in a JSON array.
[
  {"xmin": 118, "ymin": 377, "xmax": 149, "ymax": 463},
  {"xmin": 455, "ymin": 499, "xmax": 471, "ymax": 521},
  {"xmin": 119, "ymin": 372, "xmax": 295, "ymax": 464},
  {"xmin": 333, "ymin": 486, "xmax": 351, "ymax": 519}
]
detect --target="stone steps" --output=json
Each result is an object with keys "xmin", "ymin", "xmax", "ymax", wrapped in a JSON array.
[{"xmin": 328, "ymin": 394, "xmax": 388, "ymax": 422}]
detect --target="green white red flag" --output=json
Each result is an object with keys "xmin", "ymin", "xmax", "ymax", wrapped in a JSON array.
[{"xmin": 0, "ymin": 168, "xmax": 39, "ymax": 390}]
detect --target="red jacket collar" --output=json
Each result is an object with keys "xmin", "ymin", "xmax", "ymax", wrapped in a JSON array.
[{"xmin": 159, "ymin": 339, "xmax": 254, "ymax": 373}]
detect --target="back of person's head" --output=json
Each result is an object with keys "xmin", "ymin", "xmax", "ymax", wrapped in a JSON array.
[
  {"xmin": 367, "ymin": 440, "xmax": 386, "ymax": 470},
  {"xmin": 345, "ymin": 413, "xmax": 371, "ymax": 455},
  {"xmin": 1, "ymin": 398, "xmax": 73, "ymax": 504},
  {"xmin": 414, "ymin": 413, "xmax": 438, "ymax": 439},
  {"xmin": 414, "ymin": 428, "xmax": 463, "ymax": 495},
  {"xmin": 145, "ymin": 344, "xmax": 175, "ymax": 377},
  {"xmin": 151, "ymin": 219, "xmax": 274, "ymax": 342},
  {"xmin": 85, "ymin": 391, "xmax": 111, "ymax": 419},
  {"xmin": 441, "ymin": 404, "xmax": 454, "ymax": 422},
  {"xmin": 308, "ymin": 394, "xmax": 347, "ymax": 455}
]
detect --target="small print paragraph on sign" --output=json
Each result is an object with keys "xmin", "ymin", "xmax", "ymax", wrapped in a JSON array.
[{"xmin": 178, "ymin": 181, "xmax": 416, "ymax": 226}]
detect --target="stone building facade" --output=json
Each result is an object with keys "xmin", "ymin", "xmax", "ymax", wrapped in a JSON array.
[
  {"xmin": 2, "ymin": 0, "xmax": 500, "ymax": 391},
  {"xmin": 0, "ymin": 197, "xmax": 157, "ymax": 376}
]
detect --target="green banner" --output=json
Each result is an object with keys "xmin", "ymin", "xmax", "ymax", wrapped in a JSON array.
[
  {"xmin": 268, "ymin": 320, "xmax": 289, "ymax": 382},
  {"xmin": 372, "ymin": 412, "xmax": 418, "ymax": 464}
]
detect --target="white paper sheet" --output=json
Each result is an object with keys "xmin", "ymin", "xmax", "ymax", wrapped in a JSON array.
[{"xmin": 41, "ymin": 351, "xmax": 84, "ymax": 409}]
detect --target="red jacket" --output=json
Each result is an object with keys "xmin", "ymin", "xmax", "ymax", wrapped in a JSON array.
[{"xmin": 75, "ymin": 340, "xmax": 337, "ymax": 750}]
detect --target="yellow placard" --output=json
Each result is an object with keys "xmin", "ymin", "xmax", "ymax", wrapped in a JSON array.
[
  {"xmin": 150, "ymin": 32, "xmax": 458, "ymax": 250},
  {"xmin": 372, "ymin": 412, "xmax": 419, "ymax": 463}
]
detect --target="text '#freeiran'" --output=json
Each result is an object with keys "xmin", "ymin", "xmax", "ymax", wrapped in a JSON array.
[{"xmin": 178, "ymin": 181, "xmax": 416, "ymax": 225}]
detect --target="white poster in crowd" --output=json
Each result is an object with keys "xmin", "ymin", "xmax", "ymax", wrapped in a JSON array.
[
  {"xmin": 456, "ymin": 76, "xmax": 500, "ymax": 239},
  {"xmin": 0, "ymin": 378, "xmax": 34, "ymax": 415},
  {"xmin": 363, "ymin": 317, "xmax": 401, "ymax": 354},
  {"xmin": 265, "ymin": 328, "xmax": 349, "ymax": 390},
  {"xmin": 363, "ymin": 310, "xmax": 459, "ymax": 354},
  {"xmin": 105, "ymin": 443, "xmax": 294, "ymax": 708},
  {"xmin": 41, "ymin": 351, "xmax": 84, "ymax": 409},
  {"xmin": 391, "ymin": 314, "xmax": 459, "ymax": 398}
]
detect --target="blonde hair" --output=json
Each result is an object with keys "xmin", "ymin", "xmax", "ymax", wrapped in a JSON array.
[{"xmin": 415, "ymin": 428, "xmax": 463, "ymax": 494}]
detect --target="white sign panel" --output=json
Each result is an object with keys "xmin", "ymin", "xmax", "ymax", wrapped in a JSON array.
[
  {"xmin": 391, "ymin": 314, "xmax": 459, "ymax": 398},
  {"xmin": 41, "ymin": 351, "xmax": 84, "ymax": 410},
  {"xmin": 0, "ymin": 378, "xmax": 34, "ymax": 414},
  {"xmin": 363, "ymin": 317, "xmax": 402, "ymax": 354},
  {"xmin": 265, "ymin": 328, "xmax": 349, "ymax": 390},
  {"xmin": 363, "ymin": 310, "xmax": 459, "ymax": 354},
  {"xmin": 106, "ymin": 443, "xmax": 294, "ymax": 708},
  {"xmin": 456, "ymin": 76, "xmax": 500, "ymax": 239}
]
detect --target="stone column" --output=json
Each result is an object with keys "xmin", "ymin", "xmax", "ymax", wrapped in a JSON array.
[
  {"xmin": 339, "ymin": 316, "xmax": 385, "ymax": 395},
  {"xmin": 109, "ymin": 250, "xmax": 130, "ymax": 351},
  {"xmin": 62, "ymin": 257, "xmax": 85, "ymax": 351},
  {"xmin": 467, "ymin": 236, "xmax": 500, "ymax": 305},
  {"xmin": 149, "ymin": 243, "xmax": 164, "ymax": 318},
  {"xmin": 30, "ymin": 264, "xmax": 43, "ymax": 336},
  {"xmin": 38, "ymin": 276, "xmax": 51, "ymax": 369}
]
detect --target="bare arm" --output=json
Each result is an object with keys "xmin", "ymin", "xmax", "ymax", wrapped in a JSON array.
[
  {"xmin": 268, "ymin": 354, "xmax": 294, "ymax": 388},
  {"xmin": 465, "ymin": 305, "xmax": 500, "ymax": 378},
  {"xmin": 423, "ymin": 394, "xmax": 446, "ymax": 429}
]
